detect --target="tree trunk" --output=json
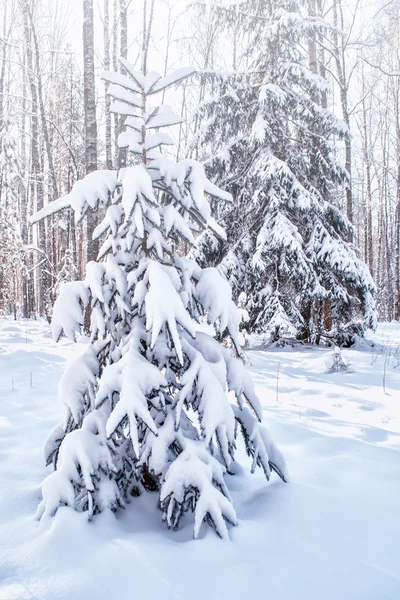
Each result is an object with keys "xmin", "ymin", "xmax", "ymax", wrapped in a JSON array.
[
  {"xmin": 394, "ymin": 83, "xmax": 400, "ymax": 320},
  {"xmin": 332, "ymin": 0, "xmax": 353, "ymax": 232},
  {"xmin": 103, "ymin": 0, "xmax": 113, "ymax": 169},
  {"xmin": 361, "ymin": 83, "xmax": 373, "ymax": 277},
  {"xmin": 83, "ymin": 0, "xmax": 98, "ymax": 264},
  {"xmin": 25, "ymin": 1, "xmax": 58, "ymax": 201},
  {"xmin": 22, "ymin": 1, "xmax": 43, "ymax": 315},
  {"xmin": 118, "ymin": 0, "xmax": 128, "ymax": 168},
  {"xmin": 112, "ymin": 0, "xmax": 119, "ymax": 168}
]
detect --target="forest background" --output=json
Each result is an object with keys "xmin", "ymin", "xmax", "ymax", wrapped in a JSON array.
[{"xmin": 0, "ymin": 0, "xmax": 399, "ymax": 329}]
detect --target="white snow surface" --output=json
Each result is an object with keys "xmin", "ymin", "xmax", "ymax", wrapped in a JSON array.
[{"xmin": 0, "ymin": 319, "xmax": 399, "ymax": 599}]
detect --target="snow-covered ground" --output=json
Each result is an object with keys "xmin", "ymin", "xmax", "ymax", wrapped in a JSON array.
[{"xmin": 0, "ymin": 320, "xmax": 399, "ymax": 600}]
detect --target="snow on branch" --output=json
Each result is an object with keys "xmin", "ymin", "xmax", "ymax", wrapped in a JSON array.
[
  {"xmin": 96, "ymin": 347, "xmax": 166, "ymax": 456},
  {"xmin": 30, "ymin": 171, "xmax": 119, "ymax": 224},
  {"xmin": 51, "ymin": 281, "xmax": 89, "ymax": 341},
  {"xmin": 160, "ymin": 441, "xmax": 237, "ymax": 539},
  {"xmin": 232, "ymin": 406, "xmax": 288, "ymax": 481}
]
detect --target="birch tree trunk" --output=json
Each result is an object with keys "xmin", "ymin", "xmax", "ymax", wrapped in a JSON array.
[
  {"xmin": 21, "ymin": 0, "xmax": 44, "ymax": 315},
  {"xmin": 118, "ymin": 0, "xmax": 128, "ymax": 168},
  {"xmin": 332, "ymin": 0, "xmax": 353, "ymax": 231},
  {"xmin": 103, "ymin": 0, "xmax": 112, "ymax": 169},
  {"xmin": 394, "ymin": 79, "xmax": 400, "ymax": 319},
  {"xmin": 112, "ymin": 0, "xmax": 119, "ymax": 167},
  {"xmin": 25, "ymin": 1, "xmax": 58, "ymax": 202},
  {"xmin": 83, "ymin": 0, "xmax": 98, "ymax": 264},
  {"xmin": 361, "ymin": 79, "xmax": 374, "ymax": 277}
]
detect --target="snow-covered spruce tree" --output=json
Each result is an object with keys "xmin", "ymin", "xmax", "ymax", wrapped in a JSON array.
[
  {"xmin": 34, "ymin": 59, "xmax": 287, "ymax": 539},
  {"xmin": 192, "ymin": 0, "xmax": 376, "ymax": 345}
]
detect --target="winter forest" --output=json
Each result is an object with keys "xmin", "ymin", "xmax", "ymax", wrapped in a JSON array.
[
  {"xmin": 0, "ymin": 0, "xmax": 400, "ymax": 599},
  {"xmin": 1, "ymin": 0, "xmax": 400, "ymax": 333}
]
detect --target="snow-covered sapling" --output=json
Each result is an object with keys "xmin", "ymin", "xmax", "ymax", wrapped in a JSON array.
[
  {"xmin": 34, "ymin": 59, "xmax": 287, "ymax": 539},
  {"xmin": 326, "ymin": 346, "xmax": 351, "ymax": 373}
]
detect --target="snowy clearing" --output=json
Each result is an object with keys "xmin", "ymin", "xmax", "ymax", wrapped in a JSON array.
[{"xmin": 0, "ymin": 320, "xmax": 399, "ymax": 600}]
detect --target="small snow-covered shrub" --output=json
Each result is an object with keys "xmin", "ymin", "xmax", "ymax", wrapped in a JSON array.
[
  {"xmin": 326, "ymin": 346, "xmax": 351, "ymax": 374},
  {"xmin": 34, "ymin": 60, "xmax": 287, "ymax": 539}
]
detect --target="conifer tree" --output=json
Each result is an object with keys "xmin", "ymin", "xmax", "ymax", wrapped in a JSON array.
[
  {"xmin": 34, "ymin": 59, "xmax": 287, "ymax": 539},
  {"xmin": 193, "ymin": 0, "xmax": 376, "ymax": 345}
]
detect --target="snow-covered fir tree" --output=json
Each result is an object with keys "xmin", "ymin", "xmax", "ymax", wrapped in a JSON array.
[
  {"xmin": 35, "ymin": 59, "xmax": 287, "ymax": 539},
  {"xmin": 192, "ymin": 0, "xmax": 376, "ymax": 345}
]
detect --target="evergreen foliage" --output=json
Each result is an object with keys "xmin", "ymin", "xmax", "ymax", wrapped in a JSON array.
[
  {"xmin": 193, "ymin": 0, "xmax": 376, "ymax": 345},
  {"xmin": 36, "ymin": 60, "xmax": 287, "ymax": 539}
]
